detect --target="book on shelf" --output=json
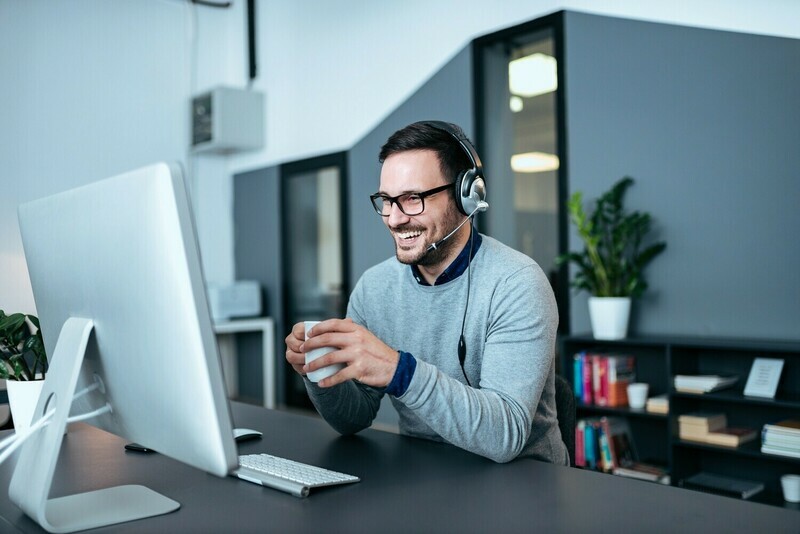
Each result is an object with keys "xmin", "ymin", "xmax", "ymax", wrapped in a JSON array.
[
  {"xmin": 704, "ymin": 427, "xmax": 758, "ymax": 447},
  {"xmin": 645, "ymin": 393, "xmax": 668, "ymax": 414},
  {"xmin": 760, "ymin": 420, "xmax": 800, "ymax": 458},
  {"xmin": 575, "ymin": 420, "xmax": 586, "ymax": 467},
  {"xmin": 673, "ymin": 374, "xmax": 738, "ymax": 394},
  {"xmin": 679, "ymin": 426, "xmax": 713, "ymax": 443},
  {"xmin": 583, "ymin": 419, "xmax": 598, "ymax": 470},
  {"xmin": 612, "ymin": 462, "xmax": 669, "ymax": 484},
  {"xmin": 680, "ymin": 472, "xmax": 765, "ymax": 500},
  {"xmin": 602, "ymin": 416, "xmax": 637, "ymax": 470},
  {"xmin": 573, "ymin": 353, "xmax": 584, "ymax": 401},
  {"xmin": 606, "ymin": 355, "xmax": 635, "ymax": 407},
  {"xmin": 761, "ymin": 434, "xmax": 800, "ymax": 449},
  {"xmin": 572, "ymin": 351, "xmax": 636, "ymax": 407},
  {"xmin": 581, "ymin": 352, "xmax": 593, "ymax": 405},
  {"xmin": 760, "ymin": 444, "xmax": 800, "ymax": 459},
  {"xmin": 593, "ymin": 355, "xmax": 607, "ymax": 406},
  {"xmin": 576, "ymin": 416, "xmax": 637, "ymax": 473},
  {"xmin": 678, "ymin": 412, "xmax": 727, "ymax": 442},
  {"xmin": 762, "ymin": 419, "xmax": 800, "ymax": 437},
  {"xmin": 678, "ymin": 411, "xmax": 727, "ymax": 430}
]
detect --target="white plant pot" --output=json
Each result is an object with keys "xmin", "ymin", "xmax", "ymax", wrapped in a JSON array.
[
  {"xmin": 7, "ymin": 379, "xmax": 44, "ymax": 434},
  {"xmin": 588, "ymin": 296, "xmax": 632, "ymax": 340}
]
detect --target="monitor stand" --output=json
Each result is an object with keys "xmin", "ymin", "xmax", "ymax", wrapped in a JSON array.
[{"xmin": 8, "ymin": 318, "xmax": 180, "ymax": 533}]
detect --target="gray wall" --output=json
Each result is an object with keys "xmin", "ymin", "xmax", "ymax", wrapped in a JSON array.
[{"xmin": 563, "ymin": 12, "xmax": 800, "ymax": 340}]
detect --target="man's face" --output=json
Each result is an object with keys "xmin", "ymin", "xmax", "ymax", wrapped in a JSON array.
[{"xmin": 378, "ymin": 149, "xmax": 463, "ymax": 266}]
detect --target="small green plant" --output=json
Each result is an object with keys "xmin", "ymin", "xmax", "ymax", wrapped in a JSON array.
[
  {"xmin": 557, "ymin": 177, "xmax": 666, "ymax": 298},
  {"xmin": 0, "ymin": 310, "xmax": 47, "ymax": 381}
]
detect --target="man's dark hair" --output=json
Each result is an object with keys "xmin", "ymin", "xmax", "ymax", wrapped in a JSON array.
[{"xmin": 379, "ymin": 121, "xmax": 472, "ymax": 184}]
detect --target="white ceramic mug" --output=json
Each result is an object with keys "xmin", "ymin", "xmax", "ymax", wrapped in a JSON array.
[
  {"xmin": 304, "ymin": 321, "xmax": 345, "ymax": 383},
  {"xmin": 781, "ymin": 474, "xmax": 800, "ymax": 503},
  {"xmin": 627, "ymin": 382, "xmax": 649, "ymax": 409}
]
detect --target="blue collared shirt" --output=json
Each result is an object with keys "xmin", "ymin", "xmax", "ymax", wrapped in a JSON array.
[{"xmin": 410, "ymin": 228, "xmax": 482, "ymax": 286}]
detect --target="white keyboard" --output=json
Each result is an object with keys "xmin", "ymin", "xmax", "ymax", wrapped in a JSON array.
[{"xmin": 235, "ymin": 453, "xmax": 360, "ymax": 498}]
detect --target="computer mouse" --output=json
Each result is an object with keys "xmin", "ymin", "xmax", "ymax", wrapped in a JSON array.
[
  {"xmin": 124, "ymin": 442, "xmax": 155, "ymax": 453},
  {"xmin": 234, "ymin": 427, "xmax": 263, "ymax": 442}
]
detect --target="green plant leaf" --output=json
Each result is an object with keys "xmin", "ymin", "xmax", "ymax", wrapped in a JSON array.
[
  {"xmin": 12, "ymin": 359, "xmax": 26, "ymax": 381},
  {"xmin": 562, "ymin": 177, "xmax": 666, "ymax": 298},
  {"xmin": 635, "ymin": 242, "xmax": 667, "ymax": 270},
  {"xmin": 0, "ymin": 313, "xmax": 26, "ymax": 335}
]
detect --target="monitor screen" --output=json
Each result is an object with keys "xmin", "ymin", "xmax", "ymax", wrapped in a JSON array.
[{"xmin": 13, "ymin": 162, "xmax": 238, "ymax": 531}]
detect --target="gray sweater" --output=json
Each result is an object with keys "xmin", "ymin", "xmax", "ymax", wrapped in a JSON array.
[{"xmin": 306, "ymin": 235, "xmax": 567, "ymax": 465}]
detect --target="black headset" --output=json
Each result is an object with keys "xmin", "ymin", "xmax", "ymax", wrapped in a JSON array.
[{"xmin": 418, "ymin": 120, "xmax": 487, "ymax": 216}]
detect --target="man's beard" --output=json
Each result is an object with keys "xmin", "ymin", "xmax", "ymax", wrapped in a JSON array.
[{"xmin": 393, "ymin": 205, "xmax": 464, "ymax": 266}]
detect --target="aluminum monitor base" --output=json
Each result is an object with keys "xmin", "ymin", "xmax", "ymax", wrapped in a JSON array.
[{"xmin": 8, "ymin": 318, "xmax": 179, "ymax": 533}]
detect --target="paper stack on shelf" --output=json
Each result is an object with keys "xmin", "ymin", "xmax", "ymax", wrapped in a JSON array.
[
  {"xmin": 673, "ymin": 374, "xmax": 738, "ymax": 394},
  {"xmin": 760, "ymin": 419, "xmax": 800, "ymax": 459}
]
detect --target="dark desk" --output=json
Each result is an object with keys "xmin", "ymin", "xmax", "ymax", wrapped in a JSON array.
[{"xmin": 1, "ymin": 402, "xmax": 798, "ymax": 532}]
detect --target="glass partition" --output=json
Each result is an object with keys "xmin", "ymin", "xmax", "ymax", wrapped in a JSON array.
[{"xmin": 476, "ymin": 23, "xmax": 568, "ymax": 332}]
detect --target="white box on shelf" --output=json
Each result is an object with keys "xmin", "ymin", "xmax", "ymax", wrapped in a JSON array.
[{"xmin": 207, "ymin": 281, "xmax": 262, "ymax": 322}]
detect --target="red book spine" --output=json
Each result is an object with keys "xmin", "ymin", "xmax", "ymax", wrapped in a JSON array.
[
  {"xmin": 598, "ymin": 356, "xmax": 609, "ymax": 406},
  {"xmin": 575, "ymin": 421, "xmax": 585, "ymax": 467},
  {"xmin": 582, "ymin": 353, "xmax": 593, "ymax": 405}
]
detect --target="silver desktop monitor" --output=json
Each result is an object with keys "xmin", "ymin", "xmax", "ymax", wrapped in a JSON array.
[{"xmin": 13, "ymin": 162, "xmax": 238, "ymax": 532}]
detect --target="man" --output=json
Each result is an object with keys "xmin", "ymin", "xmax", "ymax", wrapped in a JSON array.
[{"xmin": 285, "ymin": 121, "xmax": 566, "ymax": 465}]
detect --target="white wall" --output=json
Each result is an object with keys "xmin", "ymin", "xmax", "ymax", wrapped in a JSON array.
[
  {"xmin": 3, "ymin": 0, "xmax": 800, "ymax": 316},
  {"xmin": 0, "ymin": 0, "xmax": 243, "ymax": 313}
]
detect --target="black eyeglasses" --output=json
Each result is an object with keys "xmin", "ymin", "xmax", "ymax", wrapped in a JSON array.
[{"xmin": 369, "ymin": 183, "xmax": 452, "ymax": 217}]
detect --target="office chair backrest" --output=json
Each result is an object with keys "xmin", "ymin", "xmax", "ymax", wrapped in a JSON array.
[{"xmin": 554, "ymin": 374, "xmax": 576, "ymax": 467}]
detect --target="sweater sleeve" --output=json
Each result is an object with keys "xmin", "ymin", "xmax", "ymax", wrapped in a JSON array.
[
  {"xmin": 395, "ymin": 265, "xmax": 558, "ymax": 463},
  {"xmin": 303, "ymin": 277, "xmax": 385, "ymax": 435}
]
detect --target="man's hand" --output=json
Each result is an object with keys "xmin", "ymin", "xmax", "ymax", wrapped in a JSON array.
[
  {"xmin": 288, "ymin": 318, "xmax": 399, "ymax": 388},
  {"xmin": 284, "ymin": 322, "xmax": 308, "ymax": 376}
]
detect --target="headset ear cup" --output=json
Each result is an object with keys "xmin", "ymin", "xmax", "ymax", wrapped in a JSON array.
[
  {"xmin": 454, "ymin": 170, "xmax": 468, "ymax": 215},
  {"xmin": 470, "ymin": 177, "xmax": 486, "ymax": 207},
  {"xmin": 459, "ymin": 172, "xmax": 484, "ymax": 215}
]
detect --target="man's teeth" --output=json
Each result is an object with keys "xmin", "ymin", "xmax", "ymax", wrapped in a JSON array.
[{"xmin": 397, "ymin": 230, "xmax": 422, "ymax": 239}]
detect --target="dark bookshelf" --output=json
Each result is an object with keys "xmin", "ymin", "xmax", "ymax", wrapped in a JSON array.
[{"xmin": 561, "ymin": 334, "xmax": 800, "ymax": 510}]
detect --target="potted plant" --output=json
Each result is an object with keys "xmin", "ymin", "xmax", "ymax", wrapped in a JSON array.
[
  {"xmin": 558, "ymin": 177, "xmax": 666, "ymax": 339},
  {"xmin": 0, "ymin": 310, "xmax": 48, "ymax": 431}
]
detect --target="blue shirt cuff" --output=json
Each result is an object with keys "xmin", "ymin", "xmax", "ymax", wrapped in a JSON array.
[{"xmin": 385, "ymin": 351, "xmax": 416, "ymax": 397}]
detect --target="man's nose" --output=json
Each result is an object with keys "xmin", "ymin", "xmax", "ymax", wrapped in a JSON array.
[{"xmin": 387, "ymin": 202, "xmax": 410, "ymax": 226}]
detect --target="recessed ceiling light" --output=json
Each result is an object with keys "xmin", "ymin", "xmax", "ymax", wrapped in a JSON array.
[
  {"xmin": 510, "ymin": 152, "xmax": 560, "ymax": 173},
  {"xmin": 509, "ymin": 96, "xmax": 524, "ymax": 113},
  {"xmin": 508, "ymin": 53, "xmax": 558, "ymax": 98}
]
